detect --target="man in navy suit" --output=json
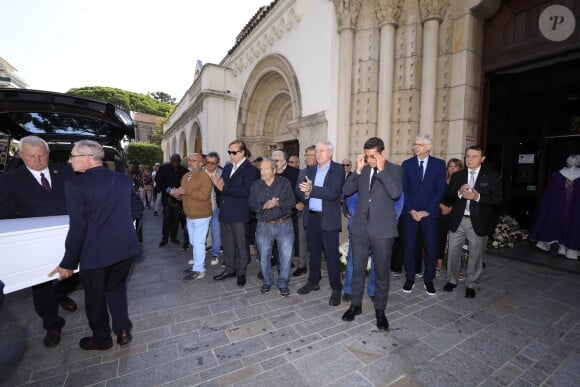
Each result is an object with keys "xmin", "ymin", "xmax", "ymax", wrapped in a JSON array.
[
  {"xmin": 50, "ymin": 140, "xmax": 141, "ymax": 350},
  {"xmin": 443, "ymin": 145, "xmax": 502, "ymax": 298},
  {"xmin": 401, "ymin": 134, "xmax": 446, "ymax": 295},
  {"xmin": 295, "ymin": 141, "xmax": 344, "ymax": 306},
  {"xmin": 210, "ymin": 140, "xmax": 259, "ymax": 287},
  {"xmin": 0, "ymin": 136, "xmax": 77, "ymax": 348}
]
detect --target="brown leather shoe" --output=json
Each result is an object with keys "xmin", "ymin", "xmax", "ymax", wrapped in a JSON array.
[
  {"xmin": 59, "ymin": 296, "xmax": 77, "ymax": 312},
  {"xmin": 43, "ymin": 328, "xmax": 62, "ymax": 348},
  {"xmin": 117, "ymin": 329, "xmax": 132, "ymax": 345},
  {"xmin": 79, "ymin": 336, "xmax": 113, "ymax": 350}
]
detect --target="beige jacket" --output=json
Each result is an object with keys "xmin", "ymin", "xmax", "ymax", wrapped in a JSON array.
[{"xmin": 180, "ymin": 169, "xmax": 212, "ymax": 219}]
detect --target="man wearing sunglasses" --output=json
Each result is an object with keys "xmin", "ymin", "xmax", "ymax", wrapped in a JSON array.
[{"xmin": 211, "ymin": 140, "xmax": 259, "ymax": 287}]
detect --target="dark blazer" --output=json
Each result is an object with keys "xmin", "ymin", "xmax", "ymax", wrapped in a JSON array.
[
  {"xmin": 0, "ymin": 162, "xmax": 75, "ymax": 219},
  {"xmin": 218, "ymin": 159, "xmax": 259, "ymax": 223},
  {"xmin": 278, "ymin": 165, "xmax": 299, "ymax": 191},
  {"xmin": 402, "ymin": 156, "xmax": 446, "ymax": 217},
  {"xmin": 59, "ymin": 166, "xmax": 141, "ymax": 271},
  {"xmin": 445, "ymin": 165, "xmax": 502, "ymax": 236},
  {"xmin": 343, "ymin": 162, "xmax": 403, "ymax": 239},
  {"xmin": 295, "ymin": 161, "xmax": 343, "ymax": 231}
]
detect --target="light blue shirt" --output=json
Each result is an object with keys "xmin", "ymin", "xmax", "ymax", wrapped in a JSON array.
[
  {"xmin": 308, "ymin": 163, "xmax": 330, "ymax": 211},
  {"xmin": 417, "ymin": 155, "xmax": 430, "ymax": 179}
]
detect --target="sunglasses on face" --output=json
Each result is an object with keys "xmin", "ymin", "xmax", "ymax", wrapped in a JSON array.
[
  {"xmin": 227, "ymin": 150, "xmax": 240, "ymax": 155},
  {"xmin": 342, "ymin": 164, "xmax": 351, "ymax": 167},
  {"xmin": 206, "ymin": 161, "xmax": 218, "ymax": 165}
]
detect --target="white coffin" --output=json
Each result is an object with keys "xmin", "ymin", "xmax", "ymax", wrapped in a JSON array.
[{"xmin": 0, "ymin": 215, "xmax": 73, "ymax": 294}]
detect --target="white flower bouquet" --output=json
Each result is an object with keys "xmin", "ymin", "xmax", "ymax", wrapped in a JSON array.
[{"xmin": 488, "ymin": 215, "xmax": 528, "ymax": 249}]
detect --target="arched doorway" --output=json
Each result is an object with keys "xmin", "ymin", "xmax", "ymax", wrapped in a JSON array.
[{"xmin": 238, "ymin": 54, "xmax": 302, "ymax": 158}]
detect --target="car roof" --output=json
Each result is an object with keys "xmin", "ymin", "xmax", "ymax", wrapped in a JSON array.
[{"xmin": 0, "ymin": 89, "xmax": 135, "ymax": 147}]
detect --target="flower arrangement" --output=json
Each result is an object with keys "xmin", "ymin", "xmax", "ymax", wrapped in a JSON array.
[{"xmin": 488, "ymin": 215, "xmax": 528, "ymax": 249}]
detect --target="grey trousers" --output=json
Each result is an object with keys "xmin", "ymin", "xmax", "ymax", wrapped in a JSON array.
[
  {"xmin": 295, "ymin": 210, "xmax": 309, "ymax": 268},
  {"xmin": 447, "ymin": 217, "xmax": 487, "ymax": 289}
]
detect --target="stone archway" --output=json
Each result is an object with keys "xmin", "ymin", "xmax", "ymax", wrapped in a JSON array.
[
  {"xmin": 237, "ymin": 54, "xmax": 302, "ymax": 158},
  {"xmin": 187, "ymin": 122, "xmax": 201, "ymax": 156}
]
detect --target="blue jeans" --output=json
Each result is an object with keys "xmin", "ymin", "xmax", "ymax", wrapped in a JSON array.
[
  {"xmin": 343, "ymin": 234, "xmax": 376, "ymax": 297},
  {"xmin": 256, "ymin": 220, "xmax": 294, "ymax": 290},
  {"xmin": 186, "ymin": 216, "xmax": 211, "ymax": 272},
  {"xmin": 209, "ymin": 208, "xmax": 221, "ymax": 257}
]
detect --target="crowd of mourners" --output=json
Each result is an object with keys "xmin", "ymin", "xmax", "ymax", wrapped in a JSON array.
[{"xmin": 151, "ymin": 135, "xmax": 502, "ymax": 331}]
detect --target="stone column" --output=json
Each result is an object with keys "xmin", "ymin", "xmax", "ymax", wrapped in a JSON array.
[
  {"xmin": 333, "ymin": 0, "xmax": 361, "ymax": 161},
  {"xmin": 375, "ymin": 0, "xmax": 401, "ymax": 153},
  {"xmin": 419, "ymin": 0, "xmax": 447, "ymax": 138}
]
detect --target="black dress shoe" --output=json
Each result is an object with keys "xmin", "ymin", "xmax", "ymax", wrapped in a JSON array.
[
  {"xmin": 297, "ymin": 281, "xmax": 320, "ymax": 294},
  {"xmin": 443, "ymin": 282, "xmax": 457, "ymax": 292},
  {"xmin": 213, "ymin": 271, "xmax": 236, "ymax": 281},
  {"xmin": 341, "ymin": 305, "xmax": 362, "ymax": 321},
  {"xmin": 375, "ymin": 309, "xmax": 389, "ymax": 331},
  {"xmin": 329, "ymin": 289, "xmax": 341, "ymax": 306},
  {"xmin": 117, "ymin": 329, "xmax": 132, "ymax": 345},
  {"xmin": 79, "ymin": 336, "xmax": 113, "ymax": 350},
  {"xmin": 43, "ymin": 328, "xmax": 62, "ymax": 348},
  {"xmin": 292, "ymin": 267, "xmax": 307, "ymax": 277},
  {"xmin": 465, "ymin": 288, "xmax": 476, "ymax": 298},
  {"xmin": 59, "ymin": 296, "xmax": 77, "ymax": 312},
  {"xmin": 159, "ymin": 240, "xmax": 168, "ymax": 247},
  {"xmin": 237, "ymin": 275, "xmax": 247, "ymax": 287}
]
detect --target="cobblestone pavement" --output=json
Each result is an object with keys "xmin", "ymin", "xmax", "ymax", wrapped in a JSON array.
[{"xmin": 1, "ymin": 210, "xmax": 579, "ymax": 386}]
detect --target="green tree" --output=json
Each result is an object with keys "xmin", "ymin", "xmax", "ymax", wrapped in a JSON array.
[
  {"xmin": 66, "ymin": 86, "xmax": 175, "ymax": 117},
  {"xmin": 126, "ymin": 142, "xmax": 163, "ymax": 167},
  {"xmin": 150, "ymin": 117, "xmax": 166, "ymax": 146},
  {"xmin": 147, "ymin": 91, "xmax": 176, "ymax": 105}
]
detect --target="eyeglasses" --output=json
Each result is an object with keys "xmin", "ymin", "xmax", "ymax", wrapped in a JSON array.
[
  {"xmin": 69, "ymin": 153, "xmax": 93, "ymax": 159},
  {"xmin": 304, "ymin": 153, "xmax": 315, "ymax": 157},
  {"xmin": 342, "ymin": 164, "xmax": 351, "ymax": 167},
  {"xmin": 206, "ymin": 161, "xmax": 218, "ymax": 165},
  {"xmin": 413, "ymin": 143, "xmax": 427, "ymax": 147},
  {"xmin": 227, "ymin": 150, "xmax": 240, "ymax": 155}
]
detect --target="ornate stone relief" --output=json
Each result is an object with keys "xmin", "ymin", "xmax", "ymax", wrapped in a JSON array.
[
  {"xmin": 332, "ymin": 0, "xmax": 362, "ymax": 30},
  {"xmin": 419, "ymin": 0, "xmax": 448, "ymax": 23},
  {"xmin": 375, "ymin": 0, "xmax": 402, "ymax": 26},
  {"xmin": 227, "ymin": 2, "xmax": 304, "ymax": 76}
]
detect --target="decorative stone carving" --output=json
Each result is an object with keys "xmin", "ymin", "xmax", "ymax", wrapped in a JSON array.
[
  {"xmin": 419, "ymin": 0, "xmax": 447, "ymax": 23},
  {"xmin": 332, "ymin": 0, "xmax": 362, "ymax": 30},
  {"xmin": 375, "ymin": 0, "xmax": 402, "ymax": 27}
]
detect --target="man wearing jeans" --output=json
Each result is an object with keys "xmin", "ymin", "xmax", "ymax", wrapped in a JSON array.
[
  {"xmin": 204, "ymin": 152, "xmax": 222, "ymax": 265},
  {"xmin": 172, "ymin": 154, "xmax": 213, "ymax": 281},
  {"xmin": 249, "ymin": 158, "xmax": 295, "ymax": 296}
]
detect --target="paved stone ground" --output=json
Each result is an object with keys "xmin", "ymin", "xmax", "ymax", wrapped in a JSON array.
[{"xmin": 1, "ymin": 210, "xmax": 579, "ymax": 386}]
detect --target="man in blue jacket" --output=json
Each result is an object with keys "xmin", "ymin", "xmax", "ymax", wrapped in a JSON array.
[
  {"xmin": 401, "ymin": 134, "xmax": 446, "ymax": 295},
  {"xmin": 50, "ymin": 140, "xmax": 142, "ymax": 350}
]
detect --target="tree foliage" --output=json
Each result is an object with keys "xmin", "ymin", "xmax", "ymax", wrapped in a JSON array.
[
  {"xmin": 66, "ymin": 86, "xmax": 175, "ymax": 117},
  {"xmin": 126, "ymin": 142, "xmax": 164, "ymax": 167},
  {"xmin": 150, "ymin": 117, "xmax": 166, "ymax": 146},
  {"xmin": 147, "ymin": 91, "xmax": 176, "ymax": 105}
]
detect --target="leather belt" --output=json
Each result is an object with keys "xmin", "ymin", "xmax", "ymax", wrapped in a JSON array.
[
  {"xmin": 309, "ymin": 210, "xmax": 322, "ymax": 214},
  {"xmin": 265, "ymin": 214, "xmax": 292, "ymax": 224}
]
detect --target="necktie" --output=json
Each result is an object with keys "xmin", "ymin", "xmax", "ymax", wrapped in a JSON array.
[
  {"xmin": 419, "ymin": 160, "xmax": 424, "ymax": 181},
  {"xmin": 370, "ymin": 167, "xmax": 378, "ymax": 191},
  {"xmin": 466, "ymin": 171, "xmax": 475, "ymax": 213},
  {"xmin": 40, "ymin": 172, "xmax": 51, "ymax": 192}
]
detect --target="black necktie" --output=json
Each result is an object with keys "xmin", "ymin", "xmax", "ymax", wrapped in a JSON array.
[
  {"xmin": 40, "ymin": 172, "xmax": 51, "ymax": 192},
  {"xmin": 370, "ymin": 167, "xmax": 378, "ymax": 191},
  {"xmin": 419, "ymin": 160, "xmax": 424, "ymax": 181}
]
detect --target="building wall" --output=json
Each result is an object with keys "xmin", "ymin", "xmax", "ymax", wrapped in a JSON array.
[{"xmin": 162, "ymin": 0, "xmax": 499, "ymax": 166}]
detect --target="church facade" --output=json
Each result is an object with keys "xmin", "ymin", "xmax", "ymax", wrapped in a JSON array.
[{"xmin": 163, "ymin": 0, "xmax": 580, "ymax": 223}]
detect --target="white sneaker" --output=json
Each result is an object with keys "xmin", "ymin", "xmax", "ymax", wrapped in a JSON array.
[
  {"xmin": 188, "ymin": 259, "xmax": 193, "ymax": 265},
  {"xmin": 210, "ymin": 256, "xmax": 219, "ymax": 266}
]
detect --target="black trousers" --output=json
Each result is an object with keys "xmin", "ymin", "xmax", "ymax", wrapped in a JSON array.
[
  {"xmin": 307, "ymin": 212, "xmax": 342, "ymax": 291},
  {"xmin": 79, "ymin": 257, "xmax": 133, "ymax": 340},
  {"xmin": 391, "ymin": 220, "xmax": 423, "ymax": 273},
  {"xmin": 32, "ymin": 281, "xmax": 65, "ymax": 331},
  {"xmin": 161, "ymin": 193, "xmax": 180, "ymax": 241},
  {"xmin": 221, "ymin": 222, "xmax": 250, "ymax": 275}
]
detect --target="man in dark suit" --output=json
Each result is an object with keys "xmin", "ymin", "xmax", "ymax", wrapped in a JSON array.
[
  {"xmin": 0, "ymin": 135, "xmax": 77, "ymax": 348},
  {"xmin": 295, "ymin": 141, "xmax": 344, "ymax": 306},
  {"xmin": 401, "ymin": 134, "xmax": 446, "ymax": 295},
  {"xmin": 50, "ymin": 140, "xmax": 142, "ymax": 350},
  {"xmin": 443, "ymin": 145, "xmax": 502, "ymax": 298},
  {"xmin": 341, "ymin": 137, "xmax": 403, "ymax": 330},
  {"xmin": 155, "ymin": 154, "xmax": 189, "ymax": 248},
  {"xmin": 211, "ymin": 140, "xmax": 259, "ymax": 287}
]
